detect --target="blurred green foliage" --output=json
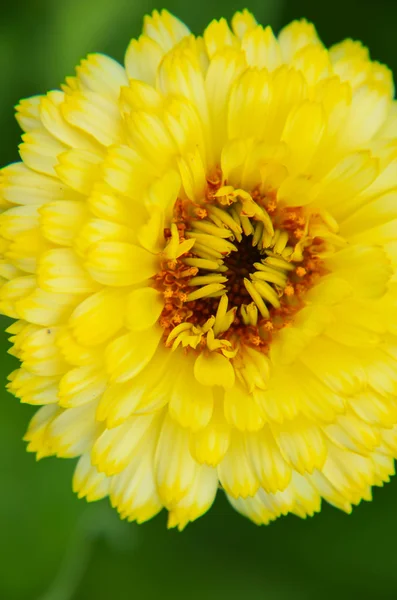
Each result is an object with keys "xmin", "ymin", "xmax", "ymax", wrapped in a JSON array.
[{"xmin": 1, "ymin": 1, "xmax": 397, "ymax": 598}]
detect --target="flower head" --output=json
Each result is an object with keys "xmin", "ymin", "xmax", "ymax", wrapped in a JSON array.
[{"xmin": 1, "ymin": 9, "xmax": 397, "ymax": 529}]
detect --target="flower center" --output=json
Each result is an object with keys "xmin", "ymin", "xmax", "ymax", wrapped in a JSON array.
[
  {"xmin": 155, "ymin": 182, "xmax": 325, "ymax": 353},
  {"xmin": 222, "ymin": 234, "xmax": 262, "ymax": 306}
]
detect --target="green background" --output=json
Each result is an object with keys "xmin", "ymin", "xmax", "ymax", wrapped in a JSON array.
[{"xmin": 1, "ymin": 0, "xmax": 397, "ymax": 598}]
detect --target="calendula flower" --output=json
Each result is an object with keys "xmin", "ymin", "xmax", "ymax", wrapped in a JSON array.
[{"xmin": 1, "ymin": 9, "xmax": 397, "ymax": 530}]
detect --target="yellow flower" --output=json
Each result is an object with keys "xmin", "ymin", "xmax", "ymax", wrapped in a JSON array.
[{"xmin": 1, "ymin": 9, "xmax": 397, "ymax": 530}]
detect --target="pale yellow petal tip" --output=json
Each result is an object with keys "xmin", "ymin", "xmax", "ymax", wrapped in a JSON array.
[
  {"xmin": 14, "ymin": 96, "xmax": 43, "ymax": 132},
  {"xmin": 24, "ymin": 439, "xmax": 54, "ymax": 460},
  {"xmin": 167, "ymin": 511, "xmax": 190, "ymax": 532},
  {"xmin": 74, "ymin": 483, "xmax": 108, "ymax": 502},
  {"xmin": 279, "ymin": 18, "xmax": 320, "ymax": 41},
  {"xmin": 123, "ymin": 504, "xmax": 163, "ymax": 524},
  {"xmin": 157, "ymin": 484, "xmax": 188, "ymax": 508},
  {"xmin": 142, "ymin": 9, "xmax": 190, "ymax": 53},
  {"xmin": 231, "ymin": 10, "xmax": 257, "ymax": 38}
]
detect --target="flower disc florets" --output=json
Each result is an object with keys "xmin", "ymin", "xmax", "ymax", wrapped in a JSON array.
[
  {"xmin": 1, "ymin": 9, "xmax": 397, "ymax": 529},
  {"xmin": 156, "ymin": 182, "xmax": 326, "ymax": 355}
]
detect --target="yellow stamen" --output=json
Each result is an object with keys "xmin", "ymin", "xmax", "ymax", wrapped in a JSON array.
[
  {"xmin": 183, "ymin": 257, "xmax": 223, "ymax": 271},
  {"xmin": 186, "ymin": 283, "xmax": 226, "ymax": 302},
  {"xmin": 252, "ymin": 279, "xmax": 281, "ymax": 308},
  {"xmin": 188, "ymin": 274, "xmax": 228, "ymax": 286},
  {"xmin": 243, "ymin": 278, "xmax": 270, "ymax": 318},
  {"xmin": 191, "ymin": 220, "xmax": 234, "ymax": 239},
  {"xmin": 251, "ymin": 270, "xmax": 287, "ymax": 287}
]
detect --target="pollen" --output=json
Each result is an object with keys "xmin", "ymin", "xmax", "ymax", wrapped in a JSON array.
[
  {"xmin": 284, "ymin": 285, "xmax": 295, "ymax": 296},
  {"xmin": 294, "ymin": 228, "xmax": 304, "ymax": 239},
  {"xmin": 195, "ymin": 207, "xmax": 208, "ymax": 219}
]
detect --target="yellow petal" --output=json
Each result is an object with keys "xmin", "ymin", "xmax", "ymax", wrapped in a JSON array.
[
  {"xmin": 102, "ymin": 145, "xmax": 157, "ymax": 198},
  {"xmin": 47, "ymin": 402, "xmax": 101, "ymax": 458},
  {"xmin": 155, "ymin": 413, "xmax": 199, "ymax": 506},
  {"xmin": 23, "ymin": 404, "xmax": 59, "ymax": 458},
  {"xmin": 19, "ymin": 130, "xmax": 66, "ymax": 177},
  {"xmin": 38, "ymin": 248, "xmax": 98, "ymax": 294},
  {"xmin": 194, "ymin": 351, "xmax": 235, "ymax": 388},
  {"xmin": 40, "ymin": 91, "xmax": 102, "ymax": 152},
  {"xmin": 75, "ymin": 53, "xmax": 128, "ymax": 99},
  {"xmin": 69, "ymin": 288, "xmax": 126, "ymax": 346},
  {"xmin": 302, "ymin": 336, "xmax": 366, "ymax": 395},
  {"xmin": 169, "ymin": 366, "xmax": 213, "ymax": 431},
  {"xmin": 120, "ymin": 79, "xmax": 163, "ymax": 115},
  {"xmin": 58, "ymin": 365, "xmax": 107, "ymax": 408},
  {"xmin": 19, "ymin": 326, "xmax": 69, "ymax": 377},
  {"xmin": 110, "ymin": 427, "xmax": 162, "ymax": 523},
  {"xmin": 85, "ymin": 241, "xmax": 159, "ymax": 286},
  {"xmin": 281, "ymin": 101, "xmax": 325, "ymax": 174},
  {"xmin": 15, "ymin": 285, "xmax": 78, "ymax": 326},
  {"xmin": 0, "ymin": 162, "xmax": 82, "ymax": 206},
  {"xmin": 241, "ymin": 25, "xmax": 282, "ymax": 71},
  {"xmin": 224, "ymin": 383, "xmax": 266, "ymax": 431},
  {"xmin": 325, "ymin": 413, "xmax": 380, "ymax": 455},
  {"xmin": 105, "ymin": 326, "xmax": 163, "ymax": 383},
  {"xmin": 204, "ymin": 18, "xmax": 237, "ymax": 58},
  {"xmin": 245, "ymin": 427, "xmax": 292, "ymax": 493},
  {"xmin": 124, "ymin": 35, "xmax": 163, "ymax": 86},
  {"xmin": 55, "ymin": 148, "xmax": 103, "ymax": 195},
  {"xmin": 231, "ymin": 10, "xmax": 257, "ymax": 39},
  {"xmin": 205, "ymin": 48, "xmax": 246, "ymax": 160},
  {"xmin": 8, "ymin": 368, "xmax": 58, "ymax": 405},
  {"xmin": 143, "ymin": 9, "xmax": 190, "ymax": 52},
  {"xmin": 98, "ymin": 345, "xmax": 173, "ymax": 426},
  {"xmin": 92, "ymin": 413, "xmax": 156, "ymax": 476},
  {"xmin": 73, "ymin": 454, "xmax": 110, "ymax": 502},
  {"xmin": 126, "ymin": 287, "xmax": 164, "ymax": 331},
  {"xmin": 167, "ymin": 465, "xmax": 218, "ymax": 530},
  {"xmin": 62, "ymin": 90, "xmax": 123, "ymax": 146},
  {"xmin": 271, "ymin": 418, "xmax": 327, "ymax": 474},
  {"xmin": 218, "ymin": 431, "xmax": 260, "ymax": 498},
  {"xmin": 16, "ymin": 96, "xmax": 43, "ymax": 132},
  {"xmin": 39, "ymin": 200, "xmax": 88, "ymax": 246},
  {"xmin": 323, "ymin": 244, "xmax": 392, "ymax": 299},
  {"xmin": 56, "ymin": 326, "xmax": 102, "ymax": 367},
  {"xmin": 278, "ymin": 19, "xmax": 322, "ymax": 62}
]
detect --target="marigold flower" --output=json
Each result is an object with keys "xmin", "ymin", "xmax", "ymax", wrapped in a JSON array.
[{"xmin": 1, "ymin": 9, "xmax": 397, "ymax": 529}]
